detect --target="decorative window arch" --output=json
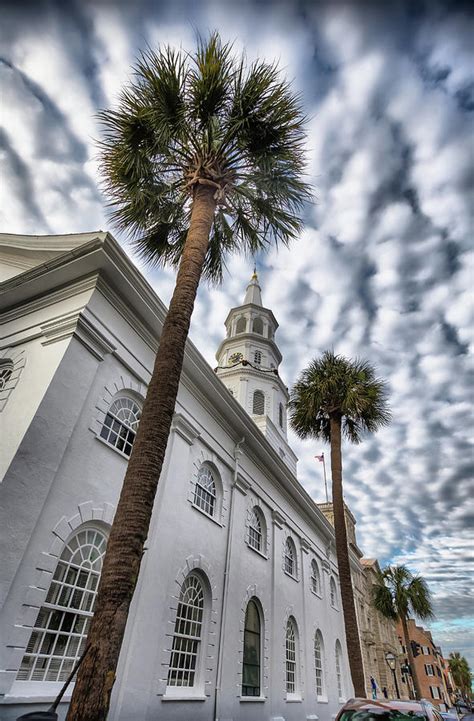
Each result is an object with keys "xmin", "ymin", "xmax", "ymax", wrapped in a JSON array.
[
  {"xmin": 248, "ymin": 507, "xmax": 266, "ymax": 554},
  {"xmin": 17, "ymin": 526, "xmax": 107, "ymax": 682},
  {"xmin": 335, "ymin": 639, "xmax": 344, "ymax": 699},
  {"xmin": 252, "ymin": 317, "xmax": 264, "ymax": 335},
  {"xmin": 330, "ymin": 576, "xmax": 338, "ymax": 608},
  {"xmin": 314, "ymin": 629, "xmax": 325, "ymax": 698},
  {"xmin": 167, "ymin": 573, "xmax": 206, "ymax": 688},
  {"xmin": 0, "ymin": 359, "xmax": 13, "ymax": 391},
  {"xmin": 284, "ymin": 537, "xmax": 297, "ymax": 577},
  {"xmin": 100, "ymin": 395, "xmax": 141, "ymax": 457},
  {"xmin": 310, "ymin": 560, "xmax": 321, "ymax": 595},
  {"xmin": 193, "ymin": 464, "xmax": 217, "ymax": 517},
  {"xmin": 278, "ymin": 402, "xmax": 284, "ymax": 428},
  {"xmin": 285, "ymin": 616, "xmax": 299, "ymax": 696},
  {"xmin": 236, "ymin": 317, "xmax": 247, "ymax": 334},
  {"xmin": 252, "ymin": 390, "xmax": 265, "ymax": 415},
  {"xmin": 253, "ymin": 350, "xmax": 262, "ymax": 365},
  {"xmin": 242, "ymin": 598, "xmax": 262, "ymax": 697}
]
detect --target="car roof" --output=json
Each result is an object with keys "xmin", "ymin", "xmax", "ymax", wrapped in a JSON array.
[{"xmin": 341, "ymin": 698, "xmax": 430, "ymax": 714}]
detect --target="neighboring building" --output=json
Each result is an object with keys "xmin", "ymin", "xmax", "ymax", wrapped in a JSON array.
[
  {"xmin": 398, "ymin": 619, "xmax": 450, "ymax": 710},
  {"xmin": 0, "ymin": 232, "xmax": 354, "ymax": 721},
  {"xmin": 317, "ymin": 504, "xmax": 408, "ymax": 700}
]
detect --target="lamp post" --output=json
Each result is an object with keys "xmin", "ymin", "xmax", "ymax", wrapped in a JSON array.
[{"xmin": 386, "ymin": 651, "xmax": 401, "ymax": 699}]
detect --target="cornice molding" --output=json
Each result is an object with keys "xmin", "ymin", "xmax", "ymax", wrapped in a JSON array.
[
  {"xmin": 233, "ymin": 473, "xmax": 251, "ymax": 495},
  {"xmin": 272, "ymin": 510, "xmax": 285, "ymax": 528},
  {"xmin": 40, "ymin": 310, "xmax": 116, "ymax": 361},
  {"xmin": 171, "ymin": 412, "xmax": 201, "ymax": 446},
  {"xmin": 300, "ymin": 538, "xmax": 311, "ymax": 554}
]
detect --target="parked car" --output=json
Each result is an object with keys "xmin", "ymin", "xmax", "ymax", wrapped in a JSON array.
[
  {"xmin": 441, "ymin": 711, "xmax": 459, "ymax": 721},
  {"xmin": 336, "ymin": 698, "xmax": 445, "ymax": 721}
]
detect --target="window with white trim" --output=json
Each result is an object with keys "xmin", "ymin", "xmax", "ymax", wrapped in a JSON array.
[
  {"xmin": 314, "ymin": 630, "xmax": 325, "ymax": 697},
  {"xmin": 254, "ymin": 350, "xmax": 262, "ymax": 365},
  {"xmin": 330, "ymin": 576, "xmax": 338, "ymax": 607},
  {"xmin": 311, "ymin": 560, "xmax": 321, "ymax": 595},
  {"xmin": 100, "ymin": 396, "xmax": 141, "ymax": 457},
  {"xmin": 284, "ymin": 537, "xmax": 296, "ymax": 577},
  {"xmin": 167, "ymin": 574, "xmax": 204, "ymax": 688},
  {"xmin": 335, "ymin": 640, "xmax": 344, "ymax": 699},
  {"xmin": 430, "ymin": 685, "xmax": 441, "ymax": 700},
  {"xmin": 252, "ymin": 390, "xmax": 265, "ymax": 415},
  {"xmin": 193, "ymin": 465, "xmax": 217, "ymax": 517},
  {"xmin": 248, "ymin": 508, "xmax": 263, "ymax": 552},
  {"xmin": 279, "ymin": 402, "xmax": 284, "ymax": 428},
  {"xmin": 425, "ymin": 664, "xmax": 435, "ymax": 676},
  {"xmin": 252, "ymin": 317, "xmax": 263, "ymax": 335},
  {"xmin": 17, "ymin": 527, "xmax": 107, "ymax": 682},
  {"xmin": 0, "ymin": 360, "xmax": 13, "ymax": 391},
  {"xmin": 285, "ymin": 616, "xmax": 298, "ymax": 695},
  {"xmin": 242, "ymin": 599, "xmax": 261, "ymax": 697}
]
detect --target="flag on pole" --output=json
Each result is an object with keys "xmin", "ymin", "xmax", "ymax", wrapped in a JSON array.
[{"xmin": 315, "ymin": 454, "xmax": 324, "ymax": 462}]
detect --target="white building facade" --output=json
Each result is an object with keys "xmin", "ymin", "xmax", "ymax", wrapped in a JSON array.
[{"xmin": 0, "ymin": 232, "xmax": 354, "ymax": 721}]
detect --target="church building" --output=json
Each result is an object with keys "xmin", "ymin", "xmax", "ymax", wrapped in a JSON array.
[{"xmin": 0, "ymin": 232, "xmax": 355, "ymax": 721}]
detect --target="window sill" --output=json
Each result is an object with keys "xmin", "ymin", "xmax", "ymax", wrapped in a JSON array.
[
  {"xmin": 161, "ymin": 694, "xmax": 207, "ymax": 702},
  {"xmin": 317, "ymin": 696, "xmax": 329, "ymax": 703},
  {"xmin": 246, "ymin": 543, "xmax": 268, "ymax": 560},
  {"xmin": 311, "ymin": 589, "xmax": 322, "ymax": 599},
  {"xmin": 286, "ymin": 694, "xmax": 302, "ymax": 702},
  {"xmin": 284, "ymin": 570, "xmax": 299, "ymax": 582},
  {"xmin": 240, "ymin": 696, "xmax": 266, "ymax": 703},
  {"xmin": 190, "ymin": 501, "xmax": 223, "ymax": 527}
]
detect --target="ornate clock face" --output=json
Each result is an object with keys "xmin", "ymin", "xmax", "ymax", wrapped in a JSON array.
[{"xmin": 229, "ymin": 352, "xmax": 243, "ymax": 365}]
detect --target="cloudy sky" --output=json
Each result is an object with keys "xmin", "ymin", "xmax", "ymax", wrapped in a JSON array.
[{"xmin": 1, "ymin": 0, "xmax": 473, "ymax": 666}]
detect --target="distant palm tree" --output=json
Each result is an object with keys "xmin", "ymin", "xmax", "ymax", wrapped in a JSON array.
[
  {"xmin": 449, "ymin": 652, "xmax": 472, "ymax": 699},
  {"xmin": 373, "ymin": 564, "xmax": 434, "ymax": 700},
  {"xmin": 67, "ymin": 33, "xmax": 310, "ymax": 721},
  {"xmin": 289, "ymin": 351, "xmax": 390, "ymax": 698}
]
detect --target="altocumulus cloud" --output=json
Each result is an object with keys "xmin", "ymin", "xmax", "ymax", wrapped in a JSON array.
[{"xmin": 0, "ymin": 0, "xmax": 472, "ymax": 664}]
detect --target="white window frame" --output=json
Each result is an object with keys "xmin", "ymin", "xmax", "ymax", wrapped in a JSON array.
[
  {"xmin": 310, "ymin": 560, "xmax": 321, "ymax": 596},
  {"xmin": 253, "ymin": 350, "xmax": 262, "ymax": 365},
  {"xmin": 285, "ymin": 617, "xmax": 300, "ymax": 699},
  {"xmin": 284, "ymin": 538, "xmax": 297, "ymax": 579},
  {"xmin": 241, "ymin": 598, "xmax": 263, "ymax": 698},
  {"xmin": 252, "ymin": 390, "xmax": 265, "ymax": 415},
  {"xmin": 335, "ymin": 640, "xmax": 345, "ymax": 701},
  {"xmin": 425, "ymin": 663, "xmax": 434, "ymax": 676},
  {"xmin": 166, "ymin": 574, "xmax": 206, "ymax": 695},
  {"xmin": 330, "ymin": 576, "xmax": 338, "ymax": 608},
  {"xmin": 99, "ymin": 395, "xmax": 141, "ymax": 458},
  {"xmin": 314, "ymin": 630, "xmax": 326, "ymax": 700},
  {"xmin": 430, "ymin": 685, "xmax": 441, "ymax": 700},
  {"xmin": 16, "ymin": 527, "xmax": 107, "ymax": 684},
  {"xmin": 193, "ymin": 466, "xmax": 217, "ymax": 518},
  {"xmin": 248, "ymin": 508, "xmax": 264, "ymax": 554}
]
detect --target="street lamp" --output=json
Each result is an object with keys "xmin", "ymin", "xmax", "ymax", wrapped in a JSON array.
[{"xmin": 386, "ymin": 651, "xmax": 401, "ymax": 699}]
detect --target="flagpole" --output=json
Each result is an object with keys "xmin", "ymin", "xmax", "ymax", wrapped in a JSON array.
[{"xmin": 322, "ymin": 454, "xmax": 329, "ymax": 503}]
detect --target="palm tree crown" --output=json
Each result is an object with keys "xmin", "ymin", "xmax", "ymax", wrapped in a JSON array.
[
  {"xmin": 289, "ymin": 350, "xmax": 391, "ymax": 443},
  {"xmin": 372, "ymin": 565, "xmax": 434, "ymax": 622},
  {"xmin": 449, "ymin": 652, "xmax": 472, "ymax": 697},
  {"xmin": 99, "ymin": 32, "xmax": 310, "ymax": 282}
]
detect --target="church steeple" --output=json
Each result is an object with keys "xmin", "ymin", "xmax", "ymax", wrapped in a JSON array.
[{"xmin": 215, "ymin": 270, "xmax": 297, "ymax": 474}]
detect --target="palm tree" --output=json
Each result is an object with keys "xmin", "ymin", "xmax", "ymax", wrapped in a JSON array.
[
  {"xmin": 67, "ymin": 33, "xmax": 310, "ymax": 721},
  {"xmin": 449, "ymin": 652, "xmax": 472, "ymax": 699},
  {"xmin": 289, "ymin": 351, "xmax": 390, "ymax": 698},
  {"xmin": 372, "ymin": 564, "xmax": 434, "ymax": 700}
]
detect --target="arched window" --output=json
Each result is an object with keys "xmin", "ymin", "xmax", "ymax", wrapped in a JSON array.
[
  {"xmin": 284, "ymin": 537, "xmax": 296, "ymax": 577},
  {"xmin": 167, "ymin": 574, "xmax": 204, "ymax": 688},
  {"xmin": 314, "ymin": 630, "xmax": 325, "ymax": 697},
  {"xmin": 253, "ymin": 350, "xmax": 262, "ymax": 365},
  {"xmin": 17, "ymin": 527, "xmax": 107, "ymax": 682},
  {"xmin": 311, "ymin": 560, "xmax": 321, "ymax": 595},
  {"xmin": 100, "ymin": 396, "xmax": 141, "ymax": 457},
  {"xmin": 0, "ymin": 360, "xmax": 13, "ymax": 391},
  {"xmin": 248, "ymin": 507, "xmax": 265, "ymax": 553},
  {"xmin": 285, "ymin": 616, "xmax": 298, "ymax": 694},
  {"xmin": 330, "ymin": 577, "xmax": 337, "ymax": 608},
  {"xmin": 193, "ymin": 465, "xmax": 217, "ymax": 517},
  {"xmin": 252, "ymin": 317, "xmax": 263, "ymax": 335},
  {"xmin": 279, "ymin": 402, "xmax": 284, "ymax": 428},
  {"xmin": 335, "ymin": 640, "xmax": 344, "ymax": 699},
  {"xmin": 242, "ymin": 599, "xmax": 261, "ymax": 697},
  {"xmin": 252, "ymin": 390, "xmax": 265, "ymax": 415},
  {"xmin": 236, "ymin": 317, "xmax": 247, "ymax": 334}
]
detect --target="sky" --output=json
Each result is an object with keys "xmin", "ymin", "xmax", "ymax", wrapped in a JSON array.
[{"xmin": 1, "ymin": 0, "xmax": 473, "ymax": 667}]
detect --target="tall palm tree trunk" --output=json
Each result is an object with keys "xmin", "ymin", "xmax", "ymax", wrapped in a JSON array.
[
  {"xmin": 401, "ymin": 613, "xmax": 422, "ymax": 700},
  {"xmin": 67, "ymin": 184, "xmax": 217, "ymax": 721},
  {"xmin": 329, "ymin": 413, "xmax": 366, "ymax": 698}
]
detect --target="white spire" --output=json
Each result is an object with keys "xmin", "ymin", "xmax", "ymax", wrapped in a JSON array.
[{"xmin": 243, "ymin": 268, "xmax": 262, "ymax": 306}]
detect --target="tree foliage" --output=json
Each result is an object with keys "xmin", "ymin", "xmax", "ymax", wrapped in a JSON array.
[
  {"xmin": 449, "ymin": 652, "xmax": 472, "ymax": 697},
  {"xmin": 372, "ymin": 564, "xmax": 434, "ymax": 622},
  {"xmin": 98, "ymin": 32, "xmax": 311, "ymax": 282},
  {"xmin": 289, "ymin": 350, "xmax": 391, "ymax": 443}
]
